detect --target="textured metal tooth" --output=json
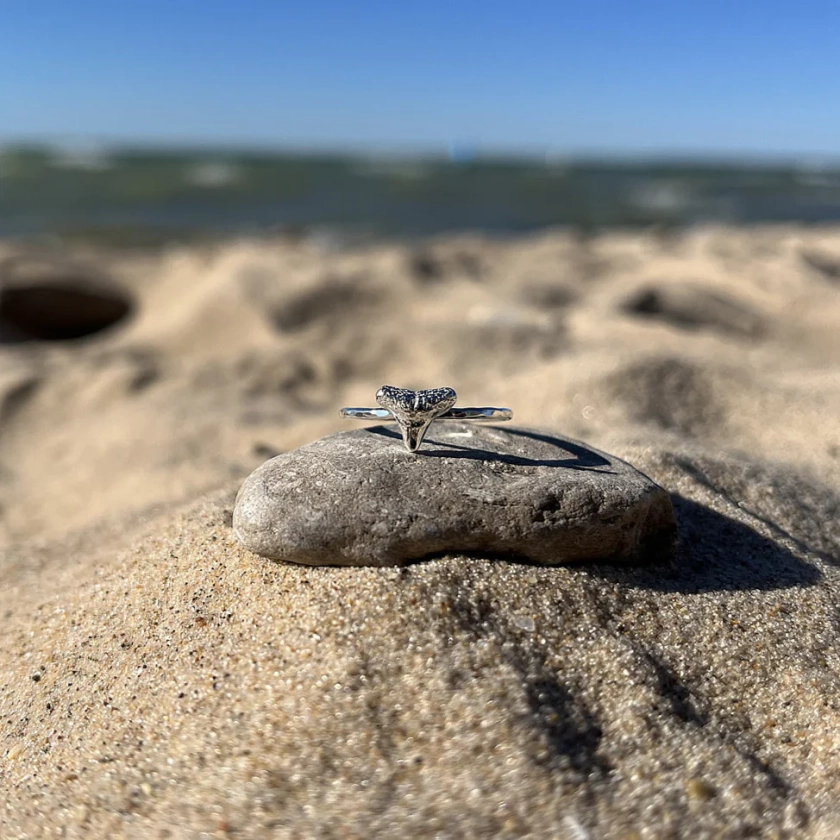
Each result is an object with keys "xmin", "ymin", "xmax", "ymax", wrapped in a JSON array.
[{"xmin": 375, "ymin": 386, "xmax": 458, "ymax": 452}]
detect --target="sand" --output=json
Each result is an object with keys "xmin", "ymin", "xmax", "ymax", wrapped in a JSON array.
[{"xmin": 0, "ymin": 226, "xmax": 839, "ymax": 838}]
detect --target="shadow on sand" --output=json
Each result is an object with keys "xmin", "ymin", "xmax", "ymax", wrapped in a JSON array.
[{"xmin": 585, "ymin": 494, "xmax": 820, "ymax": 594}]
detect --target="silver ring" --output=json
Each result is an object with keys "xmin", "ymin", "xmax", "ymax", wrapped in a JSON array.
[{"xmin": 340, "ymin": 385, "xmax": 513, "ymax": 453}]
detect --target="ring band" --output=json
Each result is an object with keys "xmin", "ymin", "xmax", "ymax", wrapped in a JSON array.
[
  {"xmin": 340, "ymin": 407, "xmax": 513, "ymax": 422},
  {"xmin": 340, "ymin": 385, "xmax": 513, "ymax": 453}
]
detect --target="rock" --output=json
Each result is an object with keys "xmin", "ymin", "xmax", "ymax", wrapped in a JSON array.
[{"xmin": 233, "ymin": 423, "xmax": 676, "ymax": 566}]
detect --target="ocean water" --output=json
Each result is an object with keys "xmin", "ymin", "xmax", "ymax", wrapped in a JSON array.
[{"xmin": 2, "ymin": 147, "xmax": 840, "ymax": 245}]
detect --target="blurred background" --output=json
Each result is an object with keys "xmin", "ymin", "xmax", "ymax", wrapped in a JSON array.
[
  {"xmin": 1, "ymin": 0, "xmax": 839, "ymax": 546},
  {"xmin": 3, "ymin": 1, "xmax": 840, "ymax": 246}
]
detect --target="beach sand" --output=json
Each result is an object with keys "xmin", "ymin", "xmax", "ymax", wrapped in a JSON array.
[{"xmin": 1, "ymin": 226, "xmax": 839, "ymax": 837}]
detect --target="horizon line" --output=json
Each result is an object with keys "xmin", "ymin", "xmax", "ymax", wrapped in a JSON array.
[{"xmin": 2, "ymin": 134, "xmax": 840, "ymax": 168}]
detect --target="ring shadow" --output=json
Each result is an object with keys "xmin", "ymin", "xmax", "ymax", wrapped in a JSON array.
[{"xmin": 364, "ymin": 425, "xmax": 615, "ymax": 472}]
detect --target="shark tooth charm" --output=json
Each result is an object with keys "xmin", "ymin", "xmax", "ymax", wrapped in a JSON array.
[{"xmin": 375, "ymin": 386, "xmax": 458, "ymax": 452}]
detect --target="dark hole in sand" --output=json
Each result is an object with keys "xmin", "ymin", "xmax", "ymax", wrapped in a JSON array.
[
  {"xmin": 0, "ymin": 280, "xmax": 133, "ymax": 343},
  {"xmin": 800, "ymin": 249, "xmax": 840, "ymax": 281},
  {"xmin": 272, "ymin": 277, "xmax": 373, "ymax": 332},
  {"xmin": 408, "ymin": 250, "xmax": 444, "ymax": 283},
  {"xmin": 623, "ymin": 286, "xmax": 761, "ymax": 337}
]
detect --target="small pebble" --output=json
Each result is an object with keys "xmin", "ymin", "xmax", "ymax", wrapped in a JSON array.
[
  {"xmin": 687, "ymin": 779, "xmax": 718, "ymax": 800},
  {"xmin": 514, "ymin": 615, "xmax": 536, "ymax": 633}
]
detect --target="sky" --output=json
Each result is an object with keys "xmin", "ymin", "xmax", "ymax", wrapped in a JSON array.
[{"xmin": 1, "ymin": 0, "xmax": 839, "ymax": 158}]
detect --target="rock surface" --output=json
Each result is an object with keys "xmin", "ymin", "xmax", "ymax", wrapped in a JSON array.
[{"xmin": 233, "ymin": 423, "xmax": 677, "ymax": 566}]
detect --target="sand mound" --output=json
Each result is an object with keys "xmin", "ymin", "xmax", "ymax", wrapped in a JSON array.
[
  {"xmin": 1, "ymin": 225, "xmax": 839, "ymax": 836},
  {"xmin": 1, "ymin": 446, "xmax": 838, "ymax": 838}
]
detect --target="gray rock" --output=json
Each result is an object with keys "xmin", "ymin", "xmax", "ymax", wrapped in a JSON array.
[{"xmin": 233, "ymin": 423, "xmax": 677, "ymax": 566}]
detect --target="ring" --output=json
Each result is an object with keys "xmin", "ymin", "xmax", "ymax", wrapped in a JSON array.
[{"xmin": 340, "ymin": 385, "xmax": 513, "ymax": 453}]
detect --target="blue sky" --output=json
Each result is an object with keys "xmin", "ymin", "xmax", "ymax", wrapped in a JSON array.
[{"xmin": 1, "ymin": 0, "xmax": 838, "ymax": 157}]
